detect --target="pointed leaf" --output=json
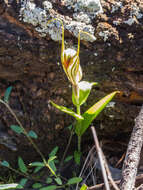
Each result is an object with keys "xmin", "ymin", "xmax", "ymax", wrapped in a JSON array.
[
  {"xmin": 4, "ymin": 86, "xmax": 13, "ymax": 103},
  {"xmin": 45, "ymin": 162, "xmax": 56, "ymax": 176},
  {"xmin": 28, "ymin": 130, "xmax": 38, "ymax": 139},
  {"xmin": 64, "ymin": 155, "xmax": 73, "ymax": 163},
  {"xmin": 48, "ymin": 156, "xmax": 57, "ymax": 163},
  {"xmin": 0, "ymin": 184, "xmax": 19, "ymax": 190},
  {"xmin": 29, "ymin": 162, "xmax": 45, "ymax": 167},
  {"xmin": 40, "ymin": 185, "xmax": 57, "ymax": 190},
  {"xmin": 67, "ymin": 177, "xmax": 82, "ymax": 185},
  {"xmin": 18, "ymin": 157, "xmax": 28, "ymax": 173},
  {"xmin": 0, "ymin": 160, "xmax": 10, "ymax": 167},
  {"xmin": 80, "ymin": 184, "xmax": 88, "ymax": 190},
  {"xmin": 54, "ymin": 177, "xmax": 62, "ymax": 185},
  {"xmin": 46, "ymin": 177, "xmax": 53, "ymax": 184},
  {"xmin": 32, "ymin": 183, "xmax": 42, "ymax": 188},
  {"xmin": 72, "ymin": 81, "xmax": 97, "ymax": 106},
  {"xmin": 75, "ymin": 91, "xmax": 119, "ymax": 136},
  {"xmin": 33, "ymin": 166, "xmax": 44, "ymax": 173},
  {"xmin": 49, "ymin": 146, "xmax": 58, "ymax": 157},
  {"xmin": 19, "ymin": 178, "xmax": 28, "ymax": 187},
  {"xmin": 48, "ymin": 160, "xmax": 57, "ymax": 173},
  {"xmin": 50, "ymin": 101, "xmax": 83, "ymax": 120},
  {"xmin": 10, "ymin": 125, "xmax": 24, "ymax": 134}
]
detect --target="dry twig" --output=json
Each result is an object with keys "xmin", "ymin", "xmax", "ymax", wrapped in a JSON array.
[
  {"xmin": 91, "ymin": 126, "xmax": 110, "ymax": 190},
  {"xmin": 88, "ymin": 174, "xmax": 143, "ymax": 190},
  {"xmin": 119, "ymin": 105, "xmax": 143, "ymax": 190},
  {"xmin": 101, "ymin": 151, "xmax": 120, "ymax": 190}
]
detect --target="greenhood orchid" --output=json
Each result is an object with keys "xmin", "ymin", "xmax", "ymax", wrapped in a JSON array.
[{"xmin": 48, "ymin": 18, "xmax": 119, "ymax": 159}]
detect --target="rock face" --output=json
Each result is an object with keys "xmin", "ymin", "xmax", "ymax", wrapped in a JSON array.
[{"xmin": 0, "ymin": 0, "xmax": 143, "ymax": 163}]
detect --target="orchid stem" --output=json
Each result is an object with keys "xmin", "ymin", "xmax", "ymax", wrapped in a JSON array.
[
  {"xmin": 77, "ymin": 104, "xmax": 81, "ymax": 152},
  {"xmin": 78, "ymin": 136, "xmax": 81, "ymax": 152},
  {"xmin": 77, "ymin": 105, "xmax": 80, "ymax": 115}
]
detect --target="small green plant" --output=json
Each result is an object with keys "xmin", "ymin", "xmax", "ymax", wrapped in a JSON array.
[
  {"xmin": 0, "ymin": 18, "xmax": 118, "ymax": 190},
  {"xmin": 48, "ymin": 18, "xmax": 119, "ymax": 163},
  {"xmin": 0, "ymin": 87, "xmax": 87, "ymax": 189}
]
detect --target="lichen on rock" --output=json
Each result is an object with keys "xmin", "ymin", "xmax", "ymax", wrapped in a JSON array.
[
  {"xmin": 124, "ymin": 3, "xmax": 143, "ymax": 25},
  {"xmin": 19, "ymin": 0, "xmax": 97, "ymax": 41},
  {"xmin": 65, "ymin": 0, "xmax": 103, "ymax": 24}
]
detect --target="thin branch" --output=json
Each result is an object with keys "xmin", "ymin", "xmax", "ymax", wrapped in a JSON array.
[
  {"xmin": 88, "ymin": 174, "xmax": 143, "ymax": 190},
  {"xmin": 91, "ymin": 126, "xmax": 110, "ymax": 190},
  {"xmin": 101, "ymin": 151, "xmax": 120, "ymax": 190},
  {"xmin": 119, "ymin": 105, "xmax": 143, "ymax": 190}
]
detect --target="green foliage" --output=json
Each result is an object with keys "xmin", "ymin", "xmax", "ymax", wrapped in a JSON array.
[
  {"xmin": 33, "ymin": 166, "xmax": 44, "ymax": 173},
  {"xmin": 18, "ymin": 157, "xmax": 28, "ymax": 174},
  {"xmin": 32, "ymin": 183, "xmax": 42, "ymax": 188},
  {"xmin": 1, "ymin": 160, "xmax": 10, "ymax": 167},
  {"xmin": 48, "ymin": 159, "xmax": 57, "ymax": 173},
  {"xmin": 18, "ymin": 178, "xmax": 28, "ymax": 188},
  {"xmin": 10, "ymin": 125, "xmax": 24, "ymax": 134},
  {"xmin": 64, "ymin": 155, "xmax": 73, "ymax": 163},
  {"xmin": 4, "ymin": 86, "xmax": 13, "ymax": 103},
  {"xmin": 50, "ymin": 101, "xmax": 83, "ymax": 121},
  {"xmin": 49, "ymin": 146, "xmax": 59, "ymax": 157},
  {"xmin": 0, "ymin": 20, "xmax": 119, "ymax": 190},
  {"xmin": 39, "ymin": 186, "xmax": 57, "ymax": 190},
  {"xmin": 54, "ymin": 177, "xmax": 62, "ymax": 185},
  {"xmin": 72, "ymin": 81, "xmax": 97, "ymax": 106},
  {"xmin": 46, "ymin": 177, "xmax": 53, "ymax": 184},
  {"xmin": 29, "ymin": 162, "xmax": 45, "ymax": 167},
  {"xmin": 27, "ymin": 130, "xmax": 38, "ymax": 139},
  {"xmin": 67, "ymin": 177, "xmax": 82, "ymax": 185},
  {"xmin": 75, "ymin": 91, "xmax": 119, "ymax": 136}
]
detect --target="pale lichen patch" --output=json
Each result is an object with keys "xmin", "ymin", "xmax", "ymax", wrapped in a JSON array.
[
  {"xmin": 99, "ymin": 31, "xmax": 110, "ymax": 42},
  {"xmin": 123, "ymin": 3, "xmax": 143, "ymax": 25},
  {"xmin": 111, "ymin": 1, "xmax": 123, "ymax": 13},
  {"xmin": 64, "ymin": 0, "xmax": 103, "ymax": 24},
  {"xmin": 19, "ymin": 0, "xmax": 96, "ymax": 42}
]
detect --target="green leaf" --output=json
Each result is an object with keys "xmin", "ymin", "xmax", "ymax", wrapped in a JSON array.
[
  {"xmin": 1, "ymin": 160, "xmax": 10, "ymax": 167},
  {"xmin": 54, "ymin": 177, "xmax": 62, "ymax": 185},
  {"xmin": 49, "ymin": 146, "xmax": 59, "ymax": 157},
  {"xmin": 74, "ymin": 151, "xmax": 81, "ymax": 165},
  {"xmin": 27, "ymin": 130, "xmax": 38, "ymax": 139},
  {"xmin": 48, "ymin": 161, "xmax": 57, "ymax": 173},
  {"xmin": 46, "ymin": 177, "xmax": 53, "ymax": 184},
  {"xmin": 0, "ymin": 183, "xmax": 19, "ymax": 190},
  {"xmin": 72, "ymin": 81, "xmax": 97, "ymax": 106},
  {"xmin": 32, "ymin": 183, "xmax": 42, "ymax": 188},
  {"xmin": 29, "ymin": 162, "xmax": 45, "ymax": 167},
  {"xmin": 80, "ymin": 184, "xmax": 88, "ymax": 190},
  {"xmin": 75, "ymin": 91, "xmax": 119, "ymax": 136},
  {"xmin": 48, "ymin": 156, "xmax": 57, "ymax": 163},
  {"xmin": 40, "ymin": 185, "xmax": 57, "ymax": 190},
  {"xmin": 64, "ymin": 155, "xmax": 73, "ymax": 163},
  {"xmin": 50, "ymin": 101, "xmax": 83, "ymax": 121},
  {"xmin": 67, "ymin": 177, "xmax": 82, "ymax": 185},
  {"xmin": 33, "ymin": 166, "xmax": 44, "ymax": 173},
  {"xmin": 10, "ymin": 125, "xmax": 24, "ymax": 134},
  {"xmin": 19, "ymin": 178, "xmax": 28, "ymax": 187},
  {"xmin": 18, "ymin": 157, "xmax": 28, "ymax": 173},
  {"xmin": 45, "ymin": 163, "xmax": 56, "ymax": 176},
  {"xmin": 4, "ymin": 86, "xmax": 13, "ymax": 103}
]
